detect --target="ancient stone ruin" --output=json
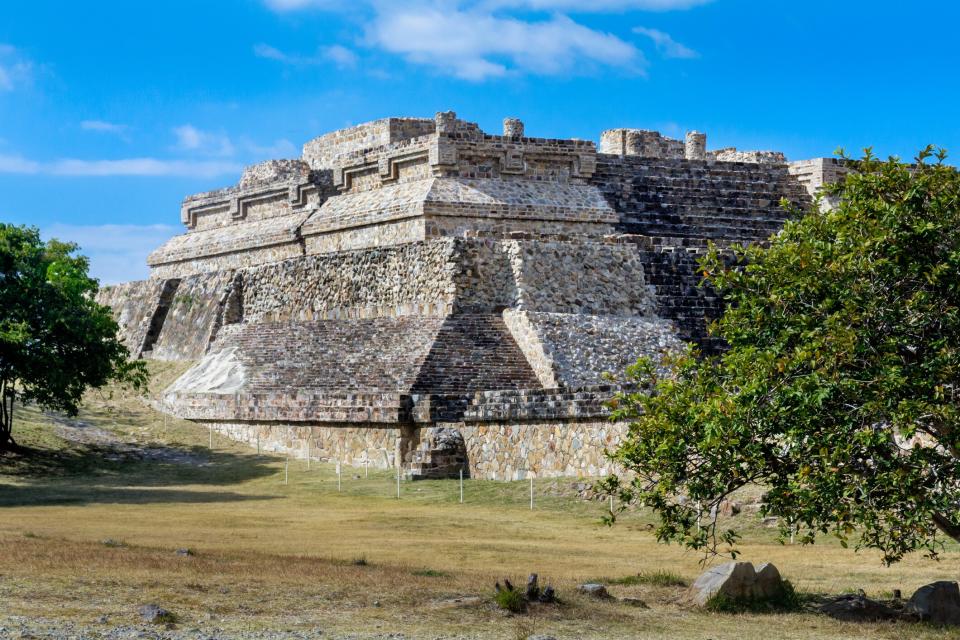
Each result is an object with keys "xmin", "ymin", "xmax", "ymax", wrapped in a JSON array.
[{"xmin": 98, "ymin": 111, "xmax": 844, "ymax": 480}]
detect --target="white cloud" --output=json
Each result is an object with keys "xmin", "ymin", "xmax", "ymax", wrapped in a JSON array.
[
  {"xmin": 0, "ymin": 154, "xmax": 242, "ymax": 178},
  {"xmin": 368, "ymin": 8, "xmax": 643, "ymax": 80},
  {"xmin": 258, "ymin": 0, "xmax": 708, "ymax": 80},
  {"xmin": 41, "ymin": 223, "xmax": 178, "ymax": 284},
  {"xmin": 255, "ymin": 42, "xmax": 359, "ymax": 69},
  {"xmin": 323, "ymin": 44, "xmax": 358, "ymax": 69},
  {"xmin": 483, "ymin": 0, "xmax": 712, "ymax": 10},
  {"xmin": 634, "ymin": 26, "xmax": 698, "ymax": 58},
  {"xmin": 263, "ymin": 0, "xmax": 346, "ymax": 10},
  {"xmin": 0, "ymin": 44, "xmax": 34, "ymax": 92},
  {"xmin": 254, "ymin": 43, "xmax": 291, "ymax": 62},
  {"xmin": 81, "ymin": 120, "xmax": 130, "ymax": 135},
  {"xmin": 0, "ymin": 154, "xmax": 40, "ymax": 174},
  {"xmin": 172, "ymin": 124, "xmax": 236, "ymax": 157}
]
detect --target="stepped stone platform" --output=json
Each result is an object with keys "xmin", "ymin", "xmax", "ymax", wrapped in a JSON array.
[{"xmin": 98, "ymin": 112, "xmax": 841, "ymax": 480}]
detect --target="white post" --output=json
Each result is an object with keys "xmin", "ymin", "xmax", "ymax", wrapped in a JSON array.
[
  {"xmin": 530, "ymin": 477, "xmax": 534, "ymax": 510},
  {"xmin": 306, "ymin": 441, "xmax": 311, "ymax": 470},
  {"xmin": 284, "ymin": 458, "xmax": 289, "ymax": 485},
  {"xmin": 365, "ymin": 459, "xmax": 369, "ymax": 478},
  {"xmin": 396, "ymin": 465, "xmax": 401, "ymax": 499},
  {"xmin": 459, "ymin": 468, "xmax": 464, "ymax": 504},
  {"xmin": 609, "ymin": 494, "xmax": 614, "ymax": 514}
]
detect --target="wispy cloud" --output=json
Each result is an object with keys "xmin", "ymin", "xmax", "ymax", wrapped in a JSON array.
[
  {"xmin": 262, "ymin": 0, "xmax": 346, "ymax": 10},
  {"xmin": 81, "ymin": 120, "xmax": 130, "ymax": 135},
  {"xmin": 0, "ymin": 44, "xmax": 34, "ymax": 92},
  {"xmin": 255, "ymin": 42, "xmax": 359, "ymax": 69},
  {"xmin": 634, "ymin": 26, "xmax": 698, "ymax": 58},
  {"xmin": 172, "ymin": 124, "xmax": 236, "ymax": 157},
  {"xmin": 0, "ymin": 154, "xmax": 242, "ymax": 178},
  {"xmin": 323, "ymin": 44, "xmax": 358, "ymax": 69},
  {"xmin": 259, "ymin": 0, "xmax": 707, "ymax": 80},
  {"xmin": 41, "ymin": 223, "xmax": 178, "ymax": 284},
  {"xmin": 368, "ymin": 8, "xmax": 643, "ymax": 80},
  {"xmin": 483, "ymin": 0, "xmax": 712, "ymax": 10}
]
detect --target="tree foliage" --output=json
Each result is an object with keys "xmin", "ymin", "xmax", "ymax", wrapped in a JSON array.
[
  {"xmin": 0, "ymin": 224, "xmax": 146, "ymax": 449},
  {"xmin": 604, "ymin": 148, "xmax": 960, "ymax": 564}
]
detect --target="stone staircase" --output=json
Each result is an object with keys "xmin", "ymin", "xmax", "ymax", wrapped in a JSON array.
[
  {"xmin": 594, "ymin": 157, "xmax": 811, "ymax": 242},
  {"xmin": 408, "ymin": 427, "xmax": 470, "ymax": 480},
  {"xmin": 592, "ymin": 157, "xmax": 812, "ymax": 352}
]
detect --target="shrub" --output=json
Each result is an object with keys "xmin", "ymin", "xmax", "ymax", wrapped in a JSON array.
[{"xmin": 494, "ymin": 585, "xmax": 528, "ymax": 614}]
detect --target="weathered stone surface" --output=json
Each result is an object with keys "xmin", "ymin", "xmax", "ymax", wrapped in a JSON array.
[
  {"xmin": 907, "ymin": 581, "xmax": 960, "ymax": 626},
  {"xmin": 688, "ymin": 561, "xmax": 784, "ymax": 607}
]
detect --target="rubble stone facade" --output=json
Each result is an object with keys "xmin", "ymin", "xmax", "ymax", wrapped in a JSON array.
[{"xmin": 98, "ymin": 112, "xmax": 843, "ymax": 480}]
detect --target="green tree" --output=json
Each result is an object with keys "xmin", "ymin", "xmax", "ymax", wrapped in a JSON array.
[
  {"xmin": 605, "ymin": 148, "xmax": 960, "ymax": 564},
  {"xmin": 0, "ymin": 224, "xmax": 146, "ymax": 451}
]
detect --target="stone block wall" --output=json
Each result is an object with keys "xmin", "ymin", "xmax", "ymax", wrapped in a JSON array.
[
  {"xmin": 206, "ymin": 419, "xmax": 627, "ymax": 480},
  {"xmin": 148, "ymin": 270, "xmax": 236, "ymax": 361},
  {"xmin": 302, "ymin": 118, "xmax": 436, "ymax": 170},
  {"xmin": 239, "ymin": 240, "xmax": 460, "ymax": 322},
  {"xmin": 96, "ymin": 279, "xmax": 171, "ymax": 357}
]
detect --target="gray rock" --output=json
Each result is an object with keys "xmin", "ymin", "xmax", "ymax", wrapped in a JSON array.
[
  {"xmin": 577, "ymin": 583, "xmax": 611, "ymax": 599},
  {"xmin": 136, "ymin": 604, "xmax": 174, "ymax": 624},
  {"xmin": 688, "ymin": 561, "xmax": 784, "ymax": 607},
  {"xmin": 753, "ymin": 562, "xmax": 782, "ymax": 594},
  {"xmin": 174, "ymin": 548, "xmax": 193, "ymax": 557},
  {"xmin": 819, "ymin": 593, "xmax": 898, "ymax": 622},
  {"xmin": 527, "ymin": 636, "xmax": 557, "ymax": 640},
  {"xmin": 907, "ymin": 581, "xmax": 960, "ymax": 626}
]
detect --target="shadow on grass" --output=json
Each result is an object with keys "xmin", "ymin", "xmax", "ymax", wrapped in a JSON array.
[
  {"xmin": 0, "ymin": 418, "xmax": 283, "ymax": 507},
  {"xmin": 0, "ymin": 484, "xmax": 275, "ymax": 507}
]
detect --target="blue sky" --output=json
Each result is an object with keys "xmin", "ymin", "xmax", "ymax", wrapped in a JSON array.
[{"xmin": 1, "ymin": 0, "xmax": 958, "ymax": 283}]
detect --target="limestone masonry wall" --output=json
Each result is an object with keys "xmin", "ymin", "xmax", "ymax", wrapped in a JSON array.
[
  {"xmin": 207, "ymin": 419, "xmax": 626, "ymax": 480},
  {"xmin": 96, "ymin": 112, "xmax": 841, "ymax": 480}
]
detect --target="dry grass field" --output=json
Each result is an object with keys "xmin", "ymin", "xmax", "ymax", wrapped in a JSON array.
[{"xmin": 1, "ymin": 363, "xmax": 959, "ymax": 639}]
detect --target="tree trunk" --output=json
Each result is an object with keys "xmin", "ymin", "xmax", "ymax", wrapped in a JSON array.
[
  {"xmin": 0, "ymin": 379, "xmax": 15, "ymax": 452},
  {"xmin": 933, "ymin": 512, "xmax": 960, "ymax": 545}
]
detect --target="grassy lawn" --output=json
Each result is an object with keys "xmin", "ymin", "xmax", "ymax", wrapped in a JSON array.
[{"xmin": 1, "ymin": 362, "xmax": 958, "ymax": 639}]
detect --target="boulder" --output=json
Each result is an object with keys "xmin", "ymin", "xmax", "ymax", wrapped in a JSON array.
[
  {"xmin": 819, "ymin": 593, "xmax": 898, "ymax": 622},
  {"xmin": 907, "ymin": 581, "xmax": 960, "ymax": 626},
  {"xmin": 577, "ymin": 583, "xmax": 612, "ymax": 599},
  {"xmin": 137, "ymin": 604, "xmax": 174, "ymax": 624},
  {"xmin": 688, "ymin": 561, "xmax": 784, "ymax": 607}
]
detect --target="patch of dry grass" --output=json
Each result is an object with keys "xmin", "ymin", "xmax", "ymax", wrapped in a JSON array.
[{"xmin": 1, "ymin": 362, "xmax": 958, "ymax": 638}]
